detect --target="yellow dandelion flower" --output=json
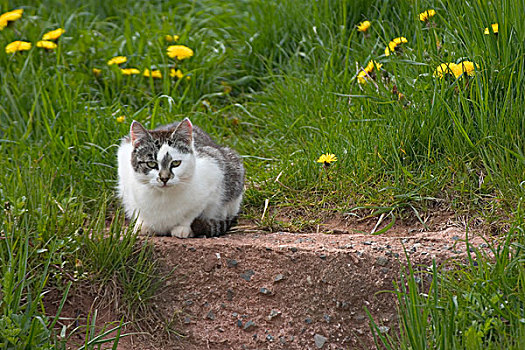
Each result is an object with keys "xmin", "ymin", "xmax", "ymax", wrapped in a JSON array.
[
  {"xmin": 358, "ymin": 60, "xmax": 381, "ymax": 84},
  {"xmin": 165, "ymin": 34, "xmax": 179, "ymax": 42},
  {"xmin": 385, "ymin": 37, "xmax": 408, "ymax": 56},
  {"xmin": 433, "ymin": 63, "xmax": 452, "ymax": 78},
  {"xmin": 169, "ymin": 68, "xmax": 184, "ymax": 79},
  {"xmin": 42, "ymin": 28, "xmax": 65, "ymax": 41},
  {"xmin": 167, "ymin": 45, "xmax": 194, "ymax": 60},
  {"xmin": 419, "ymin": 9, "xmax": 436, "ymax": 22},
  {"xmin": 316, "ymin": 153, "xmax": 338, "ymax": 165},
  {"xmin": 0, "ymin": 9, "xmax": 23, "ymax": 23},
  {"xmin": 5, "ymin": 41, "xmax": 31, "ymax": 54},
  {"xmin": 0, "ymin": 18, "xmax": 8, "ymax": 30},
  {"xmin": 393, "ymin": 37, "xmax": 408, "ymax": 45},
  {"xmin": 458, "ymin": 61, "xmax": 478, "ymax": 76},
  {"xmin": 357, "ymin": 70, "xmax": 368, "ymax": 84},
  {"xmin": 143, "ymin": 69, "xmax": 162, "ymax": 78},
  {"xmin": 484, "ymin": 23, "xmax": 498, "ymax": 35},
  {"xmin": 121, "ymin": 68, "xmax": 141, "ymax": 75},
  {"xmin": 364, "ymin": 60, "xmax": 382, "ymax": 73},
  {"xmin": 433, "ymin": 62, "xmax": 478, "ymax": 79},
  {"xmin": 107, "ymin": 56, "xmax": 127, "ymax": 66},
  {"xmin": 92, "ymin": 68, "xmax": 102, "ymax": 76},
  {"xmin": 116, "ymin": 115, "xmax": 126, "ymax": 123},
  {"xmin": 36, "ymin": 40, "xmax": 57, "ymax": 50},
  {"xmin": 357, "ymin": 20, "xmax": 371, "ymax": 32},
  {"xmin": 433, "ymin": 63, "xmax": 459, "ymax": 78}
]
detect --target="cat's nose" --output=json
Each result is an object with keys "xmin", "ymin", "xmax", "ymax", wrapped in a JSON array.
[{"xmin": 158, "ymin": 176, "xmax": 170, "ymax": 184}]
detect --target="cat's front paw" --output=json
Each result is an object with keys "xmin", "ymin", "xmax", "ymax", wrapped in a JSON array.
[
  {"xmin": 170, "ymin": 225, "xmax": 194, "ymax": 239},
  {"xmin": 133, "ymin": 221, "xmax": 152, "ymax": 236}
]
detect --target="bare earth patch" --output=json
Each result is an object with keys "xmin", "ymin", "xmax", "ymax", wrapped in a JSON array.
[
  {"xmin": 50, "ymin": 218, "xmax": 491, "ymax": 350},
  {"xmin": 135, "ymin": 221, "xmax": 488, "ymax": 349}
]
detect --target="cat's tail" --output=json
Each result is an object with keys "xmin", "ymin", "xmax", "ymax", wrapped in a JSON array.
[{"xmin": 190, "ymin": 216, "xmax": 238, "ymax": 237}]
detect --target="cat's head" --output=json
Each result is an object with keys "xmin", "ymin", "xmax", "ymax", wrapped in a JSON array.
[{"xmin": 129, "ymin": 118, "xmax": 195, "ymax": 189}]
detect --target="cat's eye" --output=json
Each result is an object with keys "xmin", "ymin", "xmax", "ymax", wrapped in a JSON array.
[
  {"xmin": 171, "ymin": 160, "xmax": 182, "ymax": 168},
  {"xmin": 145, "ymin": 161, "xmax": 158, "ymax": 169}
]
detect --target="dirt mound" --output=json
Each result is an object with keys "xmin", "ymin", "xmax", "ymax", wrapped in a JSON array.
[
  {"xmin": 137, "ymin": 226, "xmax": 488, "ymax": 350},
  {"xmin": 47, "ymin": 222, "xmax": 489, "ymax": 349}
]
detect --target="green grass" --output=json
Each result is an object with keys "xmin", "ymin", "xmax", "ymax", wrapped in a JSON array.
[
  {"xmin": 369, "ymin": 200, "xmax": 525, "ymax": 349},
  {"xmin": 1, "ymin": 0, "xmax": 524, "ymax": 348}
]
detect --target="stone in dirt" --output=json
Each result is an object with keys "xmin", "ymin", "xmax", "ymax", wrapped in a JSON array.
[
  {"xmin": 274, "ymin": 273, "xmax": 285, "ymax": 282},
  {"xmin": 227, "ymin": 259, "xmax": 238, "ymax": 267},
  {"xmin": 314, "ymin": 334, "xmax": 327, "ymax": 348},
  {"xmin": 259, "ymin": 287, "xmax": 271, "ymax": 295},
  {"xmin": 375, "ymin": 256, "xmax": 389, "ymax": 267},
  {"xmin": 240, "ymin": 269, "xmax": 255, "ymax": 281},
  {"xmin": 243, "ymin": 320, "xmax": 256, "ymax": 330},
  {"xmin": 379, "ymin": 325, "xmax": 390, "ymax": 333},
  {"xmin": 267, "ymin": 309, "xmax": 281, "ymax": 321}
]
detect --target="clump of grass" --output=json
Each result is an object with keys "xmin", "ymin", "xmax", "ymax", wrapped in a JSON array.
[{"xmin": 369, "ymin": 199, "xmax": 525, "ymax": 349}]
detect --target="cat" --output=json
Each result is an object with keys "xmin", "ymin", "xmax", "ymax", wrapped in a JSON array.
[{"xmin": 117, "ymin": 118, "xmax": 244, "ymax": 238}]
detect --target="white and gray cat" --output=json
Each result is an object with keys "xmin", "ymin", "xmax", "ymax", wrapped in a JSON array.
[{"xmin": 117, "ymin": 118, "xmax": 244, "ymax": 238}]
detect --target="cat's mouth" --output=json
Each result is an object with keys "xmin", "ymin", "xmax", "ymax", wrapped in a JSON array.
[{"xmin": 157, "ymin": 183, "xmax": 173, "ymax": 189}]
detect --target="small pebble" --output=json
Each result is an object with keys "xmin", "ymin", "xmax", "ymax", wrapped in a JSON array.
[
  {"xmin": 227, "ymin": 259, "xmax": 238, "ymax": 267},
  {"xmin": 206, "ymin": 311, "xmax": 215, "ymax": 320},
  {"xmin": 314, "ymin": 334, "xmax": 327, "ymax": 348},
  {"xmin": 267, "ymin": 309, "xmax": 281, "ymax": 321},
  {"xmin": 240, "ymin": 269, "xmax": 255, "ymax": 281},
  {"xmin": 274, "ymin": 273, "xmax": 285, "ymax": 282},
  {"xmin": 319, "ymin": 253, "xmax": 327, "ymax": 260},
  {"xmin": 243, "ymin": 320, "xmax": 256, "ymax": 331},
  {"xmin": 375, "ymin": 256, "xmax": 389, "ymax": 267},
  {"xmin": 378, "ymin": 326, "xmax": 390, "ymax": 333},
  {"xmin": 259, "ymin": 287, "xmax": 271, "ymax": 295},
  {"xmin": 266, "ymin": 334, "xmax": 274, "ymax": 342},
  {"xmin": 290, "ymin": 247, "xmax": 298, "ymax": 252},
  {"xmin": 305, "ymin": 317, "xmax": 313, "ymax": 324}
]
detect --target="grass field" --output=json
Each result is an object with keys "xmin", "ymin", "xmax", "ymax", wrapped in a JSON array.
[{"xmin": 1, "ymin": 0, "xmax": 524, "ymax": 348}]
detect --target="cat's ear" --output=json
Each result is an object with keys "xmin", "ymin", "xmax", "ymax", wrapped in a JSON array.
[
  {"xmin": 130, "ymin": 121, "xmax": 150, "ymax": 146},
  {"xmin": 172, "ymin": 118, "xmax": 193, "ymax": 144}
]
